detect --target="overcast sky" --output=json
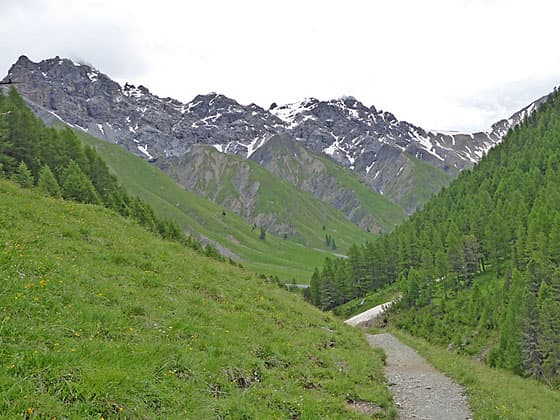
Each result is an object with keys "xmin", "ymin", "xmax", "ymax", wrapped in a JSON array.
[{"xmin": 1, "ymin": 0, "xmax": 559, "ymax": 131}]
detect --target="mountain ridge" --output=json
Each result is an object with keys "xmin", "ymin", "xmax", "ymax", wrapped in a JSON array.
[
  {"xmin": 4, "ymin": 55, "xmax": 546, "ymax": 213},
  {"xmin": 157, "ymin": 142, "xmax": 378, "ymax": 247}
]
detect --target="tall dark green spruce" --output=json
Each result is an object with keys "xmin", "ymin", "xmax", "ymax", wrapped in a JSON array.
[
  {"xmin": 37, "ymin": 165, "xmax": 62, "ymax": 198},
  {"xmin": 308, "ymin": 88, "xmax": 560, "ymax": 386}
]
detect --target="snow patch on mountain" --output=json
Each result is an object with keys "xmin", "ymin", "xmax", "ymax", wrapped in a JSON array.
[
  {"xmin": 87, "ymin": 71, "xmax": 98, "ymax": 82},
  {"xmin": 270, "ymin": 98, "xmax": 317, "ymax": 128},
  {"xmin": 138, "ymin": 144, "xmax": 154, "ymax": 160},
  {"xmin": 246, "ymin": 135, "xmax": 268, "ymax": 158}
]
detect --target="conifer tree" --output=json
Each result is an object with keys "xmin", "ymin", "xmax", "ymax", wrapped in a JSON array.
[
  {"xmin": 61, "ymin": 160, "xmax": 101, "ymax": 204},
  {"xmin": 309, "ymin": 268, "xmax": 321, "ymax": 307},
  {"xmin": 37, "ymin": 165, "xmax": 62, "ymax": 198},
  {"xmin": 537, "ymin": 276, "xmax": 560, "ymax": 385},
  {"xmin": 0, "ymin": 94, "xmax": 14, "ymax": 175},
  {"xmin": 494, "ymin": 268, "xmax": 524, "ymax": 373},
  {"xmin": 12, "ymin": 161, "xmax": 34, "ymax": 188},
  {"xmin": 319, "ymin": 258, "xmax": 336, "ymax": 310}
]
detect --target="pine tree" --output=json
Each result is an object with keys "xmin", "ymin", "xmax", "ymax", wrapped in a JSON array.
[
  {"xmin": 537, "ymin": 275, "xmax": 560, "ymax": 386},
  {"xmin": 37, "ymin": 165, "xmax": 62, "ymax": 198},
  {"xmin": 129, "ymin": 196, "xmax": 157, "ymax": 232},
  {"xmin": 309, "ymin": 268, "xmax": 321, "ymax": 306},
  {"xmin": 319, "ymin": 258, "xmax": 336, "ymax": 310},
  {"xmin": 12, "ymin": 161, "xmax": 34, "ymax": 188},
  {"xmin": 404, "ymin": 268, "xmax": 420, "ymax": 307},
  {"xmin": 0, "ymin": 93, "xmax": 14, "ymax": 175},
  {"xmin": 495, "ymin": 268, "xmax": 524, "ymax": 373},
  {"xmin": 446, "ymin": 222, "xmax": 464, "ymax": 287},
  {"xmin": 462, "ymin": 234, "xmax": 480, "ymax": 286},
  {"xmin": 60, "ymin": 160, "xmax": 101, "ymax": 204},
  {"xmin": 521, "ymin": 260, "xmax": 546, "ymax": 380}
]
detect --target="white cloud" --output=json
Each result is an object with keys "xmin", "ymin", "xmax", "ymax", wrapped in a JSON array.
[{"xmin": 1, "ymin": 0, "xmax": 559, "ymax": 131}]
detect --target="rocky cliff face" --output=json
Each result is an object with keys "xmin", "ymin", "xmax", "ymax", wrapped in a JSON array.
[
  {"xmin": 249, "ymin": 134, "xmax": 406, "ymax": 230},
  {"xmin": 3, "ymin": 55, "xmax": 546, "ymax": 214},
  {"xmin": 269, "ymin": 95, "xmax": 546, "ymax": 204},
  {"xmin": 157, "ymin": 144, "xmax": 381, "ymax": 246},
  {"xmin": 5, "ymin": 55, "xmax": 282, "ymax": 162}
]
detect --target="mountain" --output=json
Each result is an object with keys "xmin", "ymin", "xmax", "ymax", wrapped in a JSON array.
[
  {"xmin": 0, "ymin": 85, "xmax": 360, "ymax": 282},
  {"xmin": 4, "ymin": 55, "xmax": 546, "ymax": 214},
  {"xmin": 311, "ymin": 89, "xmax": 560, "ymax": 386},
  {"xmin": 157, "ymin": 143, "xmax": 375, "ymax": 248},
  {"xmin": 0, "ymin": 179, "xmax": 393, "ymax": 417},
  {"xmin": 249, "ymin": 133, "xmax": 406, "ymax": 231},
  {"xmin": 75, "ymin": 130, "xmax": 347, "ymax": 281},
  {"xmin": 5, "ymin": 55, "xmax": 282, "ymax": 160},
  {"xmin": 269, "ymin": 96, "xmax": 544, "ymax": 211}
]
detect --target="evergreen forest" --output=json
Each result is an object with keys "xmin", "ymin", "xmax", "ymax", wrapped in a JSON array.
[{"xmin": 308, "ymin": 89, "xmax": 560, "ymax": 387}]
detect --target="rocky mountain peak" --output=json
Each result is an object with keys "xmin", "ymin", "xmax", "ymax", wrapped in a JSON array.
[{"xmin": 12, "ymin": 54, "xmax": 33, "ymax": 69}]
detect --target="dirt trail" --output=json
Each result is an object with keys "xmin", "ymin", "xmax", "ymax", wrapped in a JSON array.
[{"xmin": 367, "ymin": 333, "xmax": 472, "ymax": 420}]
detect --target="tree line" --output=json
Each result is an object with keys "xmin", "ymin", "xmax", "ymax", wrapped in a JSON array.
[
  {"xmin": 307, "ymin": 89, "xmax": 560, "ymax": 386},
  {"xmin": 0, "ymin": 87, "xmax": 225, "ymax": 261}
]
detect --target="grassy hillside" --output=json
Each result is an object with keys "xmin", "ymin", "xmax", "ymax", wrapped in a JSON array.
[
  {"xmin": 311, "ymin": 153, "xmax": 407, "ymax": 231},
  {"xmin": 158, "ymin": 145, "xmax": 376, "ymax": 250},
  {"xmin": 382, "ymin": 155, "xmax": 452, "ymax": 214},
  {"xmin": 249, "ymin": 134, "xmax": 407, "ymax": 233},
  {"xmin": 0, "ymin": 180, "xmax": 394, "ymax": 418},
  {"xmin": 75, "ymin": 131, "xmax": 353, "ymax": 282}
]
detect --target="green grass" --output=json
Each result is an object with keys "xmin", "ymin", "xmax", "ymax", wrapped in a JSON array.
[
  {"xmin": 391, "ymin": 329, "xmax": 560, "ymax": 420},
  {"xmin": 311, "ymin": 153, "xmax": 407, "ymax": 232},
  {"xmin": 162, "ymin": 144, "xmax": 376, "ymax": 251},
  {"xmin": 0, "ymin": 180, "xmax": 394, "ymax": 418},
  {"xmin": 251, "ymin": 136, "xmax": 407, "ymax": 233},
  {"xmin": 75, "ymin": 130, "xmax": 355, "ymax": 282},
  {"xmin": 384, "ymin": 155, "xmax": 452, "ymax": 213}
]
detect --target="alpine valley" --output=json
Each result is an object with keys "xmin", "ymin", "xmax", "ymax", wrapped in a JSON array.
[
  {"xmin": 2, "ymin": 53, "xmax": 560, "ymax": 419},
  {"xmin": 1, "ymin": 56, "xmax": 548, "ymax": 279},
  {"xmin": 4, "ymin": 55, "xmax": 545, "ymax": 222}
]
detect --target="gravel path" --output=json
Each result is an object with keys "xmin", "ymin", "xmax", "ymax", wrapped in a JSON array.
[{"xmin": 367, "ymin": 333, "xmax": 472, "ymax": 420}]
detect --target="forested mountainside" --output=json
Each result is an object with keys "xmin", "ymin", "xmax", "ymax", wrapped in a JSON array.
[
  {"xmin": 309, "ymin": 88, "xmax": 560, "ymax": 386},
  {"xmin": 0, "ymin": 87, "xmax": 220, "ymax": 258}
]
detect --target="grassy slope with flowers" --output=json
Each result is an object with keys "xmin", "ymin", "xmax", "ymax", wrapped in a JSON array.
[{"xmin": 0, "ymin": 180, "xmax": 394, "ymax": 419}]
